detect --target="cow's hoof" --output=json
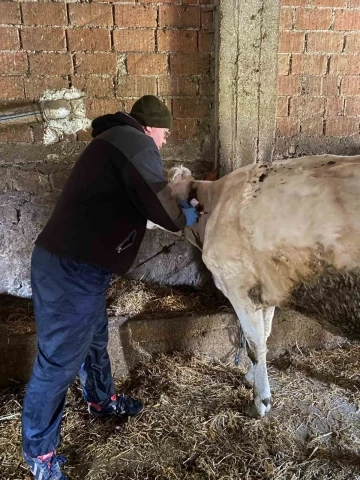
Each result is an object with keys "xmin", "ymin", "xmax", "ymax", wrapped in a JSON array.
[
  {"xmin": 245, "ymin": 402, "xmax": 266, "ymax": 418},
  {"xmin": 262, "ymin": 397, "xmax": 271, "ymax": 413}
]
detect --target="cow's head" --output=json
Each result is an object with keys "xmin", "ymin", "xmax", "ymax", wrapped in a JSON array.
[{"xmin": 168, "ymin": 166, "xmax": 208, "ymax": 251}]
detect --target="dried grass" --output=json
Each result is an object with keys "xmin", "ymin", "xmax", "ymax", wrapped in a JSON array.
[
  {"xmin": 1, "ymin": 345, "xmax": 360, "ymax": 480},
  {"xmin": 0, "ymin": 279, "xmax": 228, "ymax": 336}
]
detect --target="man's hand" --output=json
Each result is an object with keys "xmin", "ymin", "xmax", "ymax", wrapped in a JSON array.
[{"xmin": 179, "ymin": 200, "xmax": 198, "ymax": 226}]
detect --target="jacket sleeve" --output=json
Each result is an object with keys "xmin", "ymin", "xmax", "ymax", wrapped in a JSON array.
[{"xmin": 123, "ymin": 148, "xmax": 186, "ymax": 232}]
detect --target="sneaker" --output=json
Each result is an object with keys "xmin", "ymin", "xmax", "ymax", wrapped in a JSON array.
[
  {"xmin": 23, "ymin": 451, "xmax": 67, "ymax": 480},
  {"xmin": 88, "ymin": 394, "xmax": 144, "ymax": 417}
]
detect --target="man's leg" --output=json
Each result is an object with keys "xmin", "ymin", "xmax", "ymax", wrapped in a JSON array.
[
  {"xmin": 22, "ymin": 246, "xmax": 111, "ymax": 457},
  {"xmin": 78, "ymin": 293, "xmax": 144, "ymax": 417},
  {"xmin": 78, "ymin": 304, "xmax": 115, "ymax": 404}
]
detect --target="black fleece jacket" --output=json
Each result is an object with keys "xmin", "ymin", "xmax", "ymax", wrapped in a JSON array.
[{"xmin": 36, "ymin": 113, "xmax": 186, "ymax": 275}]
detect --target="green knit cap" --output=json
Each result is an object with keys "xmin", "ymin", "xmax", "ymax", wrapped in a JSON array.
[{"xmin": 130, "ymin": 95, "xmax": 172, "ymax": 129}]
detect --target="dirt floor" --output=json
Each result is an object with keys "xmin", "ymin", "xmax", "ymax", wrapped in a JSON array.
[{"xmin": 1, "ymin": 345, "xmax": 360, "ymax": 480}]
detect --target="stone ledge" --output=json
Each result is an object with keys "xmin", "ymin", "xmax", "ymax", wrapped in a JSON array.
[{"xmin": 0, "ymin": 309, "xmax": 345, "ymax": 388}]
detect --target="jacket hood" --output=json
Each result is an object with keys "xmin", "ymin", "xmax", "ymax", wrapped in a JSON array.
[{"xmin": 91, "ymin": 112, "xmax": 144, "ymax": 138}]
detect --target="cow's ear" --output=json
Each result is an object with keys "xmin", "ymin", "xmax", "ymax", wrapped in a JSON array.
[
  {"xmin": 203, "ymin": 168, "xmax": 219, "ymax": 181},
  {"xmin": 168, "ymin": 165, "xmax": 193, "ymax": 182}
]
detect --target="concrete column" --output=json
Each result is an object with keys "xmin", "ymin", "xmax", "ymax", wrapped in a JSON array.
[{"xmin": 217, "ymin": 0, "xmax": 280, "ymax": 175}]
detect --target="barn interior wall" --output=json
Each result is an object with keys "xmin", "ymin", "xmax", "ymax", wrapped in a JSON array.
[
  {"xmin": 0, "ymin": 0, "xmax": 216, "ymax": 297},
  {"xmin": 275, "ymin": 0, "xmax": 360, "ymax": 157},
  {"xmin": 0, "ymin": 0, "xmax": 359, "ymax": 297}
]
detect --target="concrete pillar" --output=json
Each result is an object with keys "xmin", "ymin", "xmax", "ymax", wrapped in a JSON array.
[{"xmin": 217, "ymin": 0, "xmax": 280, "ymax": 175}]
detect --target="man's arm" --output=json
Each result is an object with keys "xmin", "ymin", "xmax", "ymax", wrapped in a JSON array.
[{"xmin": 123, "ymin": 148, "xmax": 186, "ymax": 232}]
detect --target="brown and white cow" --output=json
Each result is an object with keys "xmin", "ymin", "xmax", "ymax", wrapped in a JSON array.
[{"xmin": 168, "ymin": 154, "xmax": 360, "ymax": 417}]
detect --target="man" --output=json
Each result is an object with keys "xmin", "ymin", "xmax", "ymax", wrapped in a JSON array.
[{"xmin": 22, "ymin": 95, "xmax": 198, "ymax": 480}]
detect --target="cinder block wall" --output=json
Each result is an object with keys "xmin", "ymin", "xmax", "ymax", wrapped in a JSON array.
[
  {"xmin": 0, "ymin": 1, "xmax": 215, "ymax": 153},
  {"xmin": 276, "ymin": 0, "xmax": 360, "ymax": 154}
]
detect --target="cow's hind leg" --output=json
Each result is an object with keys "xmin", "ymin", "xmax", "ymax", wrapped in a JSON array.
[
  {"xmin": 243, "ymin": 306, "xmax": 275, "ymax": 389},
  {"xmin": 229, "ymin": 299, "xmax": 271, "ymax": 417}
]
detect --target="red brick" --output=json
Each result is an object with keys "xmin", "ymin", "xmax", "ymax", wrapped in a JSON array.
[
  {"xmin": 77, "ymin": 129, "xmax": 93, "ymax": 142},
  {"xmin": 290, "ymin": 96, "xmax": 325, "ymax": 117},
  {"xmin": 127, "ymin": 53, "xmax": 168, "ymax": 75},
  {"xmin": 0, "ymin": 3, "xmax": 21, "ymax": 24},
  {"xmin": 349, "ymin": 0, "xmax": 360, "ymax": 6},
  {"xmin": 201, "ymin": 8, "xmax": 214, "ymax": 30},
  {"xmin": 199, "ymin": 32, "xmax": 214, "ymax": 52},
  {"xmin": 114, "ymin": 30, "xmax": 155, "ymax": 52},
  {"xmin": 277, "ymin": 75, "xmax": 301, "ymax": 95},
  {"xmin": 69, "ymin": 4, "xmax": 113, "ymax": 27},
  {"xmin": 341, "ymin": 76, "xmax": 360, "ymax": 95},
  {"xmin": 21, "ymin": 27, "xmax": 66, "ymax": 52},
  {"xmin": 280, "ymin": 9, "xmax": 293, "ymax": 29},
  {"xmin": 291, "ymin": 54, "xmax": 328, "ymax": 75},
  {"xmin": 71, "ymin": 76, "xmax": 114, "ymax": 98},
  {"xmin": 75, "ymin": 53, "xmax": 117, "ymax": 75},
  {"xmin": 86, "ymin": 98, "xmax": 121, "ymax": 119},
  {"xmin": 313, "ymin": 0, "xmax": 346, "ymax": 5},
  {"xmin": 199, "ymin": 76, "xmax": 214, "ymax": 95},
  {"xmin": 1, "ymin": 52, "xmax": 27, "ymax": 74},
  {"xmin": 117, "ymin": 76, "xmax": 157, "ymax": 97},
  {"xmin": 68, "ymin": 28, "xmax": 111, "ymax": 52},
  {"xmin": 0, "ymin": 125, "xmax": 32, "ymax": 143},
  {"xmin": 303, "ymin": 76, "xmax": 338, "ymax": 96},
  {"xmin": 115, "ymin": 5, "xmax": 157, "ymax": 28},
  {"xmin": 277, "ymin": 97, "xmax": 289, "ymax": 117},
  {"xmin": 295, "ymin": 8, "xmax": 332, "ymax": 30},
  {"xmin": 31, "ymin": 124, "xmax": 45, "ymax": 144},
  {"xmin": 278, "ymin": 54, "xmax": 291, "ymax": 75},
  {"xmin": 279, "ymin": 32, "xmax": 304, "ymax": 53},
  {"xmin": 139, "ymin": 0, "xmax": 178, "ymax": 3},
  {"xmin": 159, "ymin": 5, "xmax": 200, "ymax": 28},
  {"xmin": 345, "ymin": 34, "xmax": 360, "ymax": 54},
  {"xmin": 171, "ymin": 118, "xmax": 198, "ymax": 140},
  {"xmin": 158, "ymin": 76, "xmax": 197, "ymax": 96},
  {"xmin": 325, "ymin": 117, "xmax": 359, "ymax": 136},
  {"xmin": 29, "ymin": 53, "xmax": 72, "ymax": 75},
  {"xmin": 173, "ymin": 98, "xmax": 211, "ymax": 118},
  {"xmin": 170, "ymin": 53, "xmax": 210, "ymax": 74},
  {"xmin": 307, "ymin": 32, "xmax": 344, "ymax": 53},
  {"xmin": 345, "ymin": 97, "xmax": 360, "ymax": 116},
  {"xmin": 24, "ymin": 76, "xmax": 69, "ymax": 99},
  {"xmin": 0, "ymin": 27, "xmax": 20, "ymax": 50},
  {"xmin": 280, "ymin": 0, "xmax": 308, "ymax": 5},
  {"xmin": 93, "ymin": 0, "xmax": 136, "ymax": 3},
  {"xmin": 334, "ymin": 10, "xmax": 360, "ymax": 31},
  {"xmin": 322, "ymin": 77, "xmax": 339, "ymax": 96},
  {"xmin": 300, "ymin": 117, "xmax": 323, "ymax": 136},
  {"xmin": 22, "ymin": 3, "xmax": 67, "ymax": 27},
  {"xmin": 123, "ymin": 98, "xmax": 138, "ymax": 112},
  {"xmin": 326, "ymin": 97, "xmax": 344, "ymax": 116},
  {"xmin": 0, "ymin": 77, "xmax": 24, "ymax": 99},
  {"xmin": 330, "ymin": 55, "xmax": 360, "ymax": 75},
  {"xmin": 276, "ymin": 117, "xmax": 299, "ymax": 136},
  {"xmin": 158, "ymin": 30, "xmax": 197, "ymax": 52}
]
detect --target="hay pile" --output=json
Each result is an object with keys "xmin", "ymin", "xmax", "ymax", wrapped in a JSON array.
[
  {"xmin": 0, "ymin": 279, "xmax": 228, "ymax": 336},
  {"xmin": 106, "ymin": 278, "xmax": 228, "ymax": 318},
  {"xmin": 1, "ymin": 345, "xmax": 359, "ymax": 479}
]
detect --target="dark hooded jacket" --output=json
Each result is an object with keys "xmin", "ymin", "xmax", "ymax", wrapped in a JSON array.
[{"xmin": 35, "ymin": 112, "xmax": 186, "ymax": 275}]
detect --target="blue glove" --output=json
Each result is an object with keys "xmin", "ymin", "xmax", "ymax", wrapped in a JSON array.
[{"xmin": 180, "ymin": 200, "xmax": 198, "ymax": 226}]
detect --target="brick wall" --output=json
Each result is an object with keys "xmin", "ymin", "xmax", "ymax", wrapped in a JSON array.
[
  {"xmin": 0, "ymin": 0, "xmax": 215, "ymax": 152},
  {"xmin": 277, "ymin": 0, "xmax": 360, "ymax": 150}
]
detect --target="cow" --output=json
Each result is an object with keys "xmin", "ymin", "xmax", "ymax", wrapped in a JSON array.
[{"xmin": 167, "ymin": 154, "xmax": 360, "ymax": 418}]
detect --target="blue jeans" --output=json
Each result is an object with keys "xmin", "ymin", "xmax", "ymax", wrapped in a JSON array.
[{"xmin": 22, "ymin": 246, "xmax": 114, "ymax": 456}]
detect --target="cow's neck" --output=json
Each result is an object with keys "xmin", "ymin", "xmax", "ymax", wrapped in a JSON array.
[{"xmin": 185, "ymin": 180, "xmax": 216, "ymax": 250}]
